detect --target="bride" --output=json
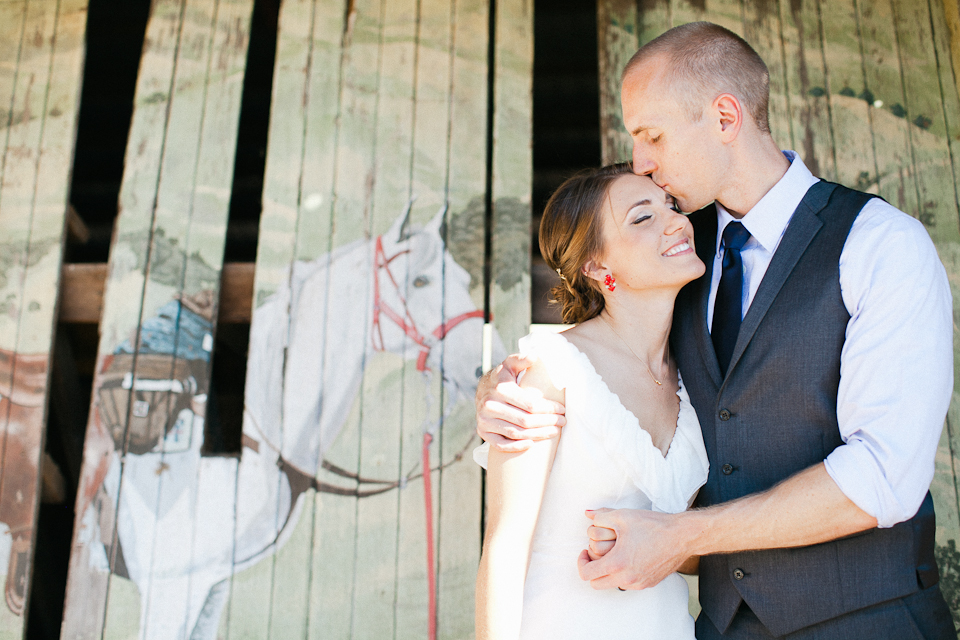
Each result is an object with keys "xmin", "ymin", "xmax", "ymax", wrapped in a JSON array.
[{"xmin": 475, "ymin": 163, "xmax": 709, "ymax": 639}]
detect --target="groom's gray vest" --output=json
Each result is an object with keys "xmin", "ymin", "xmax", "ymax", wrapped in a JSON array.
[{"xmin": 671, "ymin": 181, "xmax": 939, "ymax": 637}]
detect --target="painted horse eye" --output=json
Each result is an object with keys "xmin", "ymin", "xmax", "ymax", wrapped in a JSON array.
[{"xmin": 413, "ymin": 276, "xmax": 430, "ymax": 288}]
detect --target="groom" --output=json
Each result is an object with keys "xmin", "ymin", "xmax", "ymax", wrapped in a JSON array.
[{"xmin": 475, "ymin": 21, "xmax": 956, "ymax": 639}]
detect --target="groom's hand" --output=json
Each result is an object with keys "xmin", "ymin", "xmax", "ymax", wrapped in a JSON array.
[
  {"xmin": 577, "ymin": 508, "xmax": 691, "ymax": 591},
  {"xmin": 475, "ymin": 354, "xmax": 566, "ymax": 453}
]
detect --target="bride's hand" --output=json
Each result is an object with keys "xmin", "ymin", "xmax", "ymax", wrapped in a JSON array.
[{"xmin": 586, "ymin": 509, "xmax": 617, "ymax": 560}]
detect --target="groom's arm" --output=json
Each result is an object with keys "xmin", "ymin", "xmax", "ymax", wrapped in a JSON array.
[{"xmin": 579, "ymin": 463, "xmax": 876, "ymax": 589}]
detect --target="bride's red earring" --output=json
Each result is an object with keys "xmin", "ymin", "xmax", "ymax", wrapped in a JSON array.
[{"xmin": 604, "ymin": 274, "xmax": 616, "ymax": 291}]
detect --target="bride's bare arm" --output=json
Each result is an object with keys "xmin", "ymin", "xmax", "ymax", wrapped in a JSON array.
[{"xmin": 476, "ymin": 360, "xmax": 564, "ymax": 640}]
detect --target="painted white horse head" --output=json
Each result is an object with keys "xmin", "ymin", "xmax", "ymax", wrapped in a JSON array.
[
  {"xmin": 243, "ymin": 199, "xmax": 503, "ymax": 487},
  {"xmin": 370, "ymin": 202, "xmax": 494, "ymax": 399}
]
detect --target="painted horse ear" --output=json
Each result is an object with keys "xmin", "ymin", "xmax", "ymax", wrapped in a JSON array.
[
  {"xmin": 387, "ymin": 196, "xmax": 416, "ymax": 243},
  {"xmin": 426, "ymin": 202, "xmax": 448, "ymax": 241},
  {"xmin": 426, "ymin": 201, "xmax": 448, "ymax": 232}
]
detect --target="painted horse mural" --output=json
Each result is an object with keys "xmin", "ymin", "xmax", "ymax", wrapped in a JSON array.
[
  {"xmin": 0, "ymin": 350, "xmax": 48, "ymax": 616},
  {"xmin": 82, "ymin": 203, "xmax": 502, "ymax": 639}
]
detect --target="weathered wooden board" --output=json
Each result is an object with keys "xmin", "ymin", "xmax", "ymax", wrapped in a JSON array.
[
  {"xmin": 489, "ymin": 0, "xmax": 533, "ymax": 354},
  {"xmin": 216, "ymin": 0, "xmax": 524, "ymax": 638},
  {"xmin": 860, "ymin": 0, "xmax": 921, "ymax": 213},
  {"xmin": 598, "ymin": 0, "xmax": 638, "ymax": 163},
  {"xmin": 436, "ymin": 1, "xmax": 492, "ymax": 635},
  {"xmin": 395, "ymin": 0, "xmax": 455, "ymax": 636},
  {"xmin": 935, "ymin": 0, "xmax": 960, "ymax": 201},
  {"xmin": 777, "ymin": 0, "xmax": 836, "ymax": 181},
  {"xmin": 0, "ymin": 0, "xmax": 87, "ymax": 636},
  {"xmin": 946, "ymin": 0, "xmax": 960, "ymax": 107},
  {"xmin": 818, "ymin": 0, "xmax": 876, "ymax": 192},
  {"xmin": 308, "ymin": 0, "xmax": 386, "ymax": 633},
  {"xmin": 601, "ymin": 0, "xmax": 960, "ymax": 626},
  {"xmin": 60, "ymin": 0, "xmax": 254, "ymax": 638},
  {"xmin": 0, "ymin": 12, "xmax": 62, "ymax": 630},
  {"xmin": 741, "ymin": 0, "xmax": 792, "ymax": 149},
  {"xmin": 892, "ymin": 0, "xmax": 958, "ymax": 240},
  {"xmin": 296, "ymin": 1, "xmax": 352, "ymax": 636}
]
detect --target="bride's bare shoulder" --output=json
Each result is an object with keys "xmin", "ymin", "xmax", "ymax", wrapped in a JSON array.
[{"xmin": 558, "ymin": 317, "xmax": 604, "ymax": 353}]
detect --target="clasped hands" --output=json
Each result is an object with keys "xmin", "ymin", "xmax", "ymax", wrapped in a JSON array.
[
  {"xmin": 476, "ymin": 355, "xmax": 695, "ymax": 591},
  {"xmin": 580, "ymin": 508, "xmax": 697, "ymax": 590}
]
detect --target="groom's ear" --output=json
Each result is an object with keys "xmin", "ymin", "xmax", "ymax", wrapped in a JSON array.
[{"xmin": 713, "ymin": 93, "xmax": 743, "ymax": 141}]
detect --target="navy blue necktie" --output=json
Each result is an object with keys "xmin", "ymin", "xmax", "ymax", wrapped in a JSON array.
[{"xmin": 712, "ymin": 222, "xmax": 751, "ymax": 375}]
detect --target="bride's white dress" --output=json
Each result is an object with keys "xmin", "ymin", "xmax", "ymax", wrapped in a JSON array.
[{"xmin": 477, "ymin": 331, "xmax": 709, "ymax": 639}]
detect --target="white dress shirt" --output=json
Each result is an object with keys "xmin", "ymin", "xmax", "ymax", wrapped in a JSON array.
[{"xmin": 708, "ymin": 151, "xmax": 953, "ymax": 528}]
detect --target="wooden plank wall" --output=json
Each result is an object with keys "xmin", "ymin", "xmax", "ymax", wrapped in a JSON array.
[
  {"xmin": 598, "ymin": 0, "xmax": 960, "ymax": 626},
  {"xmin": 19, "ymin": 0, "xmax": 534, "ymax": 637},
  {"xmin": 59, "ymin": 0, "xmax": 255, "ymax": 638},
  {"xmin": 0, "ymin": 1, "xmax": 88, "ymax": 637},
  {"xmin": 218, "ymin": 0, "xmax": 528, "ymax": 638}
]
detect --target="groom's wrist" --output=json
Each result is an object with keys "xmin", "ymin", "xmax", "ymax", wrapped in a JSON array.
[{"xmin": 673, "ymin": 508, "xmax": 716, "ymax": 559}]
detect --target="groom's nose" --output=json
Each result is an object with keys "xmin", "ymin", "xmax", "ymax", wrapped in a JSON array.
[{"xmin": 632, "ymin": 144, "xmax": 656, "ymax": 176}]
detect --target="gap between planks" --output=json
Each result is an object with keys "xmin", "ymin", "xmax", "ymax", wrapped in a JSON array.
[{"xmin": 59, "ymin": 263, "xmax": 255, "ymax": 324}]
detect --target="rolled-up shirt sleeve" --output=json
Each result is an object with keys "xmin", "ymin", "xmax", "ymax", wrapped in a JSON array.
[{"xmin": 825, "ymin": 199, "xmax": 953, "ymax": 528}]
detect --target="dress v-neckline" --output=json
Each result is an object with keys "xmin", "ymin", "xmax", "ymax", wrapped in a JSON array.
[{"xmin": 552, "ymin": 331, "xmax": 685, "ymax": 460}]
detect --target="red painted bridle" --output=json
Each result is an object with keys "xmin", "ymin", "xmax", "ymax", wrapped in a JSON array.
[
  {"xmin": 371, "ymin": 235, "xmax": 485, "ymax": 371},
  {"xmin": 369, "ymin": 232, "xmax": 486, "ymax": 639}
]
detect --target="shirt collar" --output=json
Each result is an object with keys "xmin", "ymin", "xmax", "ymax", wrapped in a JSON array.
[{"xmin": 714, "ymin": 150, "xmax": 820, "ymax": 257}]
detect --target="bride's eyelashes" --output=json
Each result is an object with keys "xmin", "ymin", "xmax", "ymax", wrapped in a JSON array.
[{"xmin": 630, "ymin": 203, "xmax": 678, "ymax": 225}]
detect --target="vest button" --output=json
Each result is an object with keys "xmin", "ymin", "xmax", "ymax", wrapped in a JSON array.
[
  {"xmin": 733, "ymin": 568, "xmax": 745, "ymax": 580},
  {"xmin": 719, "ymin": 409, "xmax": 731, "ymax": 421},
  {"xmin": 721, "ymin": 463, "xmax": 734, "ymax": 475}
]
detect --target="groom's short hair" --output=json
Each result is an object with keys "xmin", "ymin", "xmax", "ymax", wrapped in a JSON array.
[{"xmin": 622, "ymin": 22, "xmax": 771, "ymax": 134}]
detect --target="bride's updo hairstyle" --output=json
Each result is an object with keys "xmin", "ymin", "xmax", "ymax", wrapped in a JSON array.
[{"xmin": 539, "ymin": 162, "xmax": 634, "ymax": 324}]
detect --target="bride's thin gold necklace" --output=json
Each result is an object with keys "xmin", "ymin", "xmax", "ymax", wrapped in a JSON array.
[{"xmin": 599, "ymin": 314, "xmax": 665, "ymax": 387}]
